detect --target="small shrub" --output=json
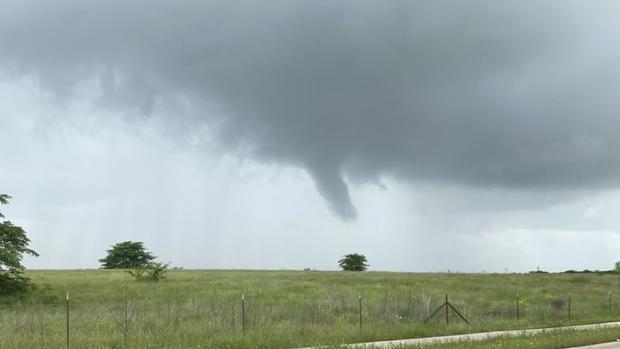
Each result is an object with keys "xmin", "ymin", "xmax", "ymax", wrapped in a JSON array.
[
  {"xmin": 127, "ymin": 262, "xmax": 169, "ymax": 281},
  {"xmin": 0, "ymin": 273, "xmax": 33, "ymax": 294},
  {"xmin": 518, "ymin": 296, "xmax": 530, "ymax": 314}
]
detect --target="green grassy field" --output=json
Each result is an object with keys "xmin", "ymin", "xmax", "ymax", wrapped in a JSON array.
[{"xmin": 1, "ymin": 269, "xmax": 620, "ymax": 348}]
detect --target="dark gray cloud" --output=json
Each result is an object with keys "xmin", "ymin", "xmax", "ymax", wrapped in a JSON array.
[{"xmin": 2, "ymin": 1, "xmax": 620, "ymax": 218}]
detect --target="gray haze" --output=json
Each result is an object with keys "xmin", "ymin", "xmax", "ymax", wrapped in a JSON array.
[{"xmin": 2, "ymin": 1, "xmax": 620, "ymax": 271}]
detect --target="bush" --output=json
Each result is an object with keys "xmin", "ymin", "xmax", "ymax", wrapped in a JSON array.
[
  {"xmin": 0, "ymin": 273, "xmax": 32, "ymax": 294},
  {"xmin": 127, "ymin": 262, "xmax": 169, "ymax": 281}
]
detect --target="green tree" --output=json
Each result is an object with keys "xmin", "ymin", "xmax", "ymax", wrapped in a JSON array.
[
  {"xmin": 614, "ymin": 261, "xmax": 620, "ymax": 273},
  {"xmin": 338, "ymin": 253, "xmax": 369, "ymax": 271},
  {"xmin": 99, "ymin": 241, "xmax": 156, "ymax": 269},
  {"xmin": 0, "ymin": 194, "xmax": 39, "ymax": 293}
]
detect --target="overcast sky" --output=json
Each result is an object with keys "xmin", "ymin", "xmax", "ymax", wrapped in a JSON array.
[{"xmin": 2, "ymin": 1, "xmax": 620, "ymax": 272}]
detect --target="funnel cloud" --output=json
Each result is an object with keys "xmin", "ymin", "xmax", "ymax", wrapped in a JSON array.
[{"xmin": 2, "ymin": 1, "xmax": 620, "ymax": 218}]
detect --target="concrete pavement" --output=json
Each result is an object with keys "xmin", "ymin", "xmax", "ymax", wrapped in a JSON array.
[
  {"xmin": 565, "ymin": 342, "xmax": 620, "ymax": 349},
  {"xmin": 296, "ymin": 321, "xmax": 620, "ymax": 348}
]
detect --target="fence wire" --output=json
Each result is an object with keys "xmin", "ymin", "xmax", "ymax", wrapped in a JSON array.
[{"xmin": 0, "ymin": 289, "xmax": 618, "ymax": 348}]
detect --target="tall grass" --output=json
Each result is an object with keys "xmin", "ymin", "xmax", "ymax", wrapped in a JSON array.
[{"xmin": 0, "ymin": 270, "xmax": 619, "ymax": 348}]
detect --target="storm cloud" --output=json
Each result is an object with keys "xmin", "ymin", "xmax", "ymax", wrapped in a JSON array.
[{"xmin": 2, "ymin": 1, "xmax": 620, "ymax": 219}]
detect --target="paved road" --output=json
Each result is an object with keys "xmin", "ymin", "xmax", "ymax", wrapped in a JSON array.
[
  {"xmin": 566, "ymin": 343, "xmax": 620, "ymax": 349},
  {"xmin": 296, "ymin": 321, "xmax": 620, "ymax": 348}
]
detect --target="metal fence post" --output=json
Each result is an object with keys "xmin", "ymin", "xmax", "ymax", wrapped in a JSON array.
[
  {"xmin": 516, "ymin": 293, "xmax": 520, "ymax": 321},
  {"xmin": 241, "ymin": 294, "xmax": 245, "ymax": 336},
  {"xmin": 445, "ymin": 294, "xmax": 449, "ymax": 325},
  {"xmin": 66, "ymin": 290, "xmax": 70, "ymax": 349},
  {"xmin": 358, "ymin": 294, "xmax": 363, "ymax": 332},
  {"xmin": 124, "ymin": 284, "xmax": 129, "ymax": 345}
]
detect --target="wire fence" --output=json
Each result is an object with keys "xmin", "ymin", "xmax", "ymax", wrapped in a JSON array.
[{"xmin": 1, "ymin": 288, "xmax": 619, "ymax": 348}]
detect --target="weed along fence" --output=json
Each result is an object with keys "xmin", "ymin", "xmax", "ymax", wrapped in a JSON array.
[{"xmin": 1, "ymin": 287, "xmax": 620, "ymax": 348}]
